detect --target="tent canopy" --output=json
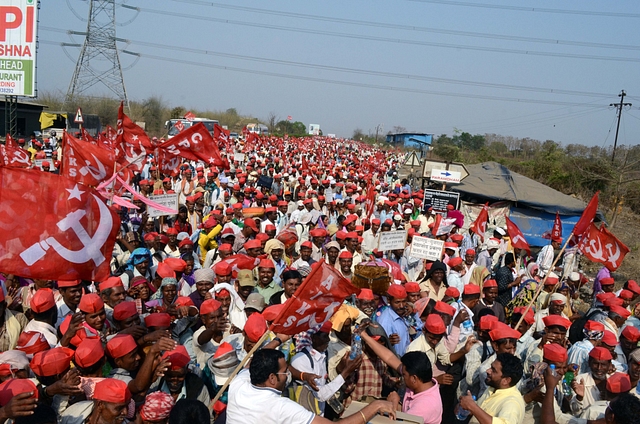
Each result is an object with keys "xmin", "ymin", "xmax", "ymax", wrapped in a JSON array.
[{"xmin": 453, "ymin": 161, "xmax": 597, "ymax": 216}]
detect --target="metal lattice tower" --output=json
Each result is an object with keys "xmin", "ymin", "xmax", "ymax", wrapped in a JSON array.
[{"xmin": 66, "ymin": 0, "xmax": 128, "ymax": 106}]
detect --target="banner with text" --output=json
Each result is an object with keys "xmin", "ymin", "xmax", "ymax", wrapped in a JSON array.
[
  {"xmin": 1, "ymin": 1, "xmax": 38, "ymax": 96},
  {"xmin": 378, "ymin": 230, "xmax": 407, "ymax": 251},
  {"xmin": 410, "ymin": 236, "xmax": 444, "ymax": 261},
  {"xmin": 147, "ymin": 194, "xmax": 179, "ymax": 218}
]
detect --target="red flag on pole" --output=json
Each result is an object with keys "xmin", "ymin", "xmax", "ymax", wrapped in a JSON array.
[
  {"xmin": 542, "ymin": 212, "xmax": 563, "ymax": 241},
  {"xmin": 573, "ymin": 192, "xmax": 599, "ymax": 237},
  {"xmin": 158, "ymin": 122, "xmax": 227, "ymax": 172},
  {"xmin": 5, "ymin": 134, "xmax": 18, "ymax": 149},
  {"xmin": 505, "ymin": 216, "xmax": 531, "ymax": 255},
  {"xmin": 115, "ymin": 102, "xmax": 152, "ymax": 172},
  {"xmin": 432, "ymin": 213, "xmax": 442, "ymax": 237},
  {"xmin": 62, "ymin": 132, "xmax": 115, "ymax": 187},
  {"xmin": 577, "ymin": 223, "xmax": 629, "ymax": 271},
  {"xmin": 301, "ymin": 155, "xmax": 309, "ymax": 171},
  {"xmin": 0, "ymin": 167, "xmax": 120, "ymax": 281},
  {"xmin": 470, "ymin": 204, "xmax": 489, "ymax": 242},
  {"xmin": 0, "ymin": 143, "xmax": 32, "ymax": 168},
  {"xmin": 270, "ymin": 261, "xmax": 359, "ymax": 335}
]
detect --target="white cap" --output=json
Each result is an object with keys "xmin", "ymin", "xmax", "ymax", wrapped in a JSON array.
[
  {"xmin": 494, "ymin": 227, "xmax": 506, "ymax": 236},
  {"xmin": 569, "ymin": 272, "xmax": 581, "ymax": 281},
  {"xmin": 486, "ymin": 239, "xmax": 500, "ymax": 250}
]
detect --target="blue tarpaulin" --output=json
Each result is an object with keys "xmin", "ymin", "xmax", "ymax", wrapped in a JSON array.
[{"xmin": 509, "ymin": 207, "xmax": 579, "ymax": 247}]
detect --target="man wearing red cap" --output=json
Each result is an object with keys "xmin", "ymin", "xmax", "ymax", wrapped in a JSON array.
[
  {"xmin": 361, "ymin": 218, "xmax": 381, "ymax": 257},
  {"xmin": 472, "ymin": 279, "xmax": 506, "ymax": 323},
  {"xmin": 568, "ymin": 320, "xmax": 605, "ymax": 374},
  {"xmin": 60, "ymin": 378, "xmax": 131, "ymax": 424},
  {"xmin": 377, "ymin": 284, "xmax": 413, "ymax": 356},
  {"xmin": 23, "ymin": 288, "xmax": 58, "ymax": 347},
  {"xmin": 223, "ymin": 312, "xmax": 269, "ymax": 362},
  {"xmin": 570, "ymin": 347, "xmax": 614, "ymax": 415},
  {"xmin": 532, "ymin": 293, "xmax": 570, "ymax": 338},
  {"xmin": 461, "ymin": 248, "xmax": 477, "ymax": 285},
  {"xmin": 255, "ymin": 258, "xmax": 280, "ymax": 302},
  {"xmin": 232, "ymin": 218, "xmax": 258, "ymax": 253},
  {"xmin": 55, "ymin": 280, "xmax": 83, "ymax": 329},
  {"xmin": 198, "ymin": 216, "xmax": 222, "ymax": 263}
]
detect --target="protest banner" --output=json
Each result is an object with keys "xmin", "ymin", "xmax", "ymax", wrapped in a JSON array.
[
  {"xmin": 378, "ymin": 230, "xmax": 407, "ymax": 251},
  {"xmin": 147, "ymin": 194, "xmax": 179, "ymax": 218},
  {"xmin": 409, "ymin": 236, "xmax": 444, "ymax": 261}
]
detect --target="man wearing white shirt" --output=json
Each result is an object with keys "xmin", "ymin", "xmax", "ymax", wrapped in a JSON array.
[{"xmin": 461, "ymin": 248, "xmax": 477, "ymax": 285}]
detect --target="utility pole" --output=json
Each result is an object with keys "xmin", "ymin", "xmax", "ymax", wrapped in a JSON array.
[
  {"xmin": 66, "ymin": 0, "xmax": 129, "ymax": 108},
  {"xmin": 611, "ymin": 90, "xmax": 632, "ymax": 164},
  {"xmin": 374, "ymin": 123, "xmax": 383, "ymax": 143}
]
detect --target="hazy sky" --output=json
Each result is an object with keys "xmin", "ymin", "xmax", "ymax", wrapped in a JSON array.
[{"xmin": 38, "ymin": 0, "xmax": 640, "ymax": 146}]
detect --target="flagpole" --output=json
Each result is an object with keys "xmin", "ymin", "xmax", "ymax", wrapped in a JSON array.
[{"xmin": 514, "ymin": 232, "xmax": 573, "ymax": 330}]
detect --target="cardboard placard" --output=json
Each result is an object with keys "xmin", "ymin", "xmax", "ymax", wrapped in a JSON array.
[
  {"xmin": 410, "ymin": 236, "xmax": 444, "ymax": 261},
  {"xmin": 233, "ymin": 152, "xmax": 245, "ymax": 162},
  {"xmin": 34, "ymin": 159, "xmax": 54, "ymax": 171},
  {"xmin": 147, "ymin": 194, "xmax": 179, "ymax": 218},
  {"xmin": 377, "ymin": 230, "xmax": 407, "ymax": 251}
]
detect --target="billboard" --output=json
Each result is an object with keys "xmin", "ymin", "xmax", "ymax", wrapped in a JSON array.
[
  {"xmin": 0, "ymin": 1, "xmax": 38, "ymax": 97},
  {"xmin": 308, "ymin": 124, "xmax": 320, "ymax": 135}
]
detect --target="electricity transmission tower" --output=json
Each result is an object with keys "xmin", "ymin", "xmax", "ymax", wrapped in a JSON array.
[{"xmin": 66, "ymin": 0, "xmax": 129, "ymax": 106}]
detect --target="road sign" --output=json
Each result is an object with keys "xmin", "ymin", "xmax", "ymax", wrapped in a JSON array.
[
  {"xmin": 404, "ymin": 152, "xmax": 422, "ymax": 167},
  {"xmin": 74, "ymin": 108, "xmax": 84, "ymax": 124},
  {"xmin": 174, "ymin": 121, "xmax": 184, "ymax": 132},
  {"xmin": 422, "ymin": 159, "xmax": 469, "ymax": 181},
  {"xmin": 423, "ymin": 189, "xmax": 460, "ymax": 212},
  {"xmin": 430, "ymin": 168, "xmax": 461, "ymax": 184}
]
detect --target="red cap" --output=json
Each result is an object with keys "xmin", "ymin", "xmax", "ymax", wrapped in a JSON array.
[
  {"xmin": 0, "ymin": 379, "xmax": 38, "ymax": 407},
  {"xmin": 483, "ymin": 279, "xmax": 498, "ymax": 288},
  {"xmin": 622, "ymin": 325, "xmax": 640, "ymax": 343},
  {"xmin": 600, "ymin": 277, "xmax": 615, "ymax": 286},
  {"xmin": 200, "ymin": 299, "xmax": 222, "ymax": 315},
  {"xmin": 318, "ymin": 321, "xmax": 333, "ymax": 333},
  {"xmin": 258, "ymin": 258, "xmax": 275, "ymax": 269},
  {"xmin": 607, "ymin": 373, "xmax": 632, "ymax": 394},
  {"xmin": 610, "ymin": 305, "xmax": 631, "ymax": 319},
  {"xmin": 244, "ymin": 218, "xmax": 259, "ymax": 232},
  {"xmin": 219, "ymin": 243, "xmax": 233, "ymax": 253},
  {"xmin": 244, "ymin": 239, "xmax": 262, "ymax": 250},
  {"xmin": 513, "ymin": 307, "xmax": 535, "ymax": 325},
  {"xmin": 543, "ymin": 343, "xmax": 568, "ymax": 363},
  {"xmin": 542, "ymin": 315, "xmax": 572, "ymax": 330},
  {"xmin": 15, "ymin": 331, "xmax": 50, "ymax": 355},
  {"xmin": 164, "ymin": 258, "xmax": 187, "ymax": 272},
  {"xmin": 216, "ymin": 289, "xmax": 230, "ymax": 298},
  {"xmin": 604, "ymin": 297, "xmax": 624, "ymax": 307},
  {"xmin": 356, "ymin": 288, "xmax": 375, "ymax": 300},
  {"xmin": 263, "ymin": 304, "xmax": 285, "ymax": 322},
  {"xmin": 589, "ymin": 346, "xmax": 613, "ymax": 361},
  {"xmin": 79, "ymin": 293, "xmax": 104, "ymax": 314},
  {"xmin": 30, "ymin": 347, "xmax": 74, "ymax": 377},
  {"xmin": 94, "ymin": 378, "xmax": 132, "ymax": 404},
  {"xmin": 434, "ymin": 301, "xmax": 456, "ymax": 317},
  {"xmin": 214, "ymin": 261, "xmax": 232, "ymax": 276},
  {"xmin": 596, "ymin": 292, "xmax": 616, "ymax": 304},
  {"xmin": 106, "ymin": 334, "xmax": 138, "ymax": 359},
  {"xmin": 113, "ymin": 301, "xmax": 138, "ymax": 321},
  {"xmin": 602, "ymin": 330, "xmax": 618, "ymax": 347},
  {"xmin": 30, "ymin": 288, "xmax": 56, "ymax": 313},
  {"xmin": 405, "ymin": 282, "xmax": 420, "ymax": 293},
  {"xmin": 444, "ymin": 287, "xmax": 460, "ymax": 298},
  {"xmin": 465, "ymin": 249, "xmax": 476, "ymax": 256},
  {"xmin": 74, "ymin": 338, "xmax": 105, "ymax": 368},
  {"xmin": 449, "ymin": 257, "xmax": 463, "ymax": 267},
  {"xmin": 178, "ymin": 238, "xmax": 194, "ymax": 248},
  {"xmin": 425, "ymin": 314, "xmax": 447, "ymax": 335},
  {"xmin": 627, "ymin": 280, "xmax": 640, "ymax": 295},
  {"xmin": 175, "ymin": 296, "xmax": 195, "ymax": 308},
  {"xmin": 479, "ymin": 315, "xmax": 499, "ymax": 331},
  {"xmin": 619, "ymin": 289, "xmax": 634, "ymax": 300},
  {"xmin": 300, "ymin": 241, "xmax": 313, "ymax": 249},
  {"xmin": 387, "ymin": 284, "xmax": 407, "ymax": 299},
  {"xmin": 145, "ymin": 313, "xmax": 171, "ymax": 328},
  {"xmin": 166, "ymin": 228, "xmax": 179, "ymax": 235},
  {"xmin": 464, "ymin": 284, "xmax": 481, "ymax": 295},
  {"xmin": 244, "ymin": 313, "xmax": 267, "ymax": 343},
  {"xmin": 162, "ymin": 345, "xmax": 191, "ymax": 370},
  {"xmin": 58, "ymin": 279, "xmax": 81, "ymax": 288},
  {"xmin": 444, "ymin": 242, "xmax": 458, "ymax": 249},
  {"xmin": 489, "ymin": 323, "xmax": 521, "ymax": 341},
  {"xmin": 338, "ymin": 251, "xmax": 353, "ymax": 259},
  {"xmin": 203, "ymin": 217, "xmax": 218, "ymax": 229},
  {"xmin": 584, "ymin": 320, "xmax": 605, "ymax": 332}
]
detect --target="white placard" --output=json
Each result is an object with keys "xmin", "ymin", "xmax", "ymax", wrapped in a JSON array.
[
  {"xmin": 377, "ymin": 230, "xmax": 407, "ymax": 251},
  {"xmin": 233, "ymin": 152, "xmax": 245, "ymax": 162},
  {"xmin": 147, "ymin": 194, "xmax": 179, "ymax": 218},
  {"xmin": 34, "ymin": 159, "xmax": 53, "ymax": 171},
  {"xmin": 410, "ymin": 236, "xmax": 444, "ymax": 261}
]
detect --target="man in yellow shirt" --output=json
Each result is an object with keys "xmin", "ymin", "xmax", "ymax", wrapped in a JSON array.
[{"xmin": 459, "ymin": 352, "xmax": 525, "ymax": 424}]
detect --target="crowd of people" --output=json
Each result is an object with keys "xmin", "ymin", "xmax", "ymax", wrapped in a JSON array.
[{"xmin": 1, "ymin": 132, "xmax": 640, "ymax": 424}]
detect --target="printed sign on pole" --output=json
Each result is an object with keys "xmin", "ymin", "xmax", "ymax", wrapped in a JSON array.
[
  {"xmin": 410, "ymin": 236, "xmax": 444, "ymax": 261},
  {"xmin": 147, "ymin": 194, "xmax": 179, "ymax": 218},
  {"xmin": 430, "ymin": 168, "xmax": 461, "ymax": 184},
  {"xmin": 378, "ymin": 230, "xmax": 407, "ymax": 251},
  {"xmin": 74, "ymin": 108, "xmax": 84, "ymax": 124},
  {"xmin": 422, "ymin": 189, "xmax": 460, "ymax": 212},
  {"xmin": 0, "ymin": 1, "xmax": 38, "ymax": 97}
]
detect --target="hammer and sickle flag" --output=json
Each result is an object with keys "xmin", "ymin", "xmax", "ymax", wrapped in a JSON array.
[
  {"xmin": 0, "ymin": 167, "xmax": 120, "ymax": 281},
  {"xmin": 62, "ymin": 132, "xmax": 116, "ymax": 187},
  {"xmin": 577, "ymin": 223, "xmax": 629, "ymax": 272}
]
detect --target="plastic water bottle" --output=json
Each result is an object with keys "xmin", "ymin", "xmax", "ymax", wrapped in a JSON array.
[
  {"xmin": 350, "ymin": 335, "xmax": 362, "ymax": 360},
  {"xmin": 549, "ymin": 364, "xmax": 558, "ymax": 377},
  {"xmin": 562, "ymin": 370, "xmax": 574, "ymax": 396},
  {"xmin": 454, "ymin": 396, "xmax": 476, "ymax": 420},
  {"xmin": 326, "ymin": 393, "xmax": 344, "ymax": 414}
]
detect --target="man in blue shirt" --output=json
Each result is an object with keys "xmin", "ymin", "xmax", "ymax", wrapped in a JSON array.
[{"xmin": 377, "ymin": 284, "xmax": 410, "ymax": 356}]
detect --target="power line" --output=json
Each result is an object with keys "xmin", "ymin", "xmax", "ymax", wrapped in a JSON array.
[
  {"xmin": 401, "ymin": 0, "xmax": 640, "ymax": 19},
  {"xmin": 115, "ymin": 5, "xmax": 640, "ymax": 63},
  {"xmin": 41, "ymin": 39, "xmax": 613, "ymax": 108},
  {"xmin": 40, "ymin": 26, "xmax": 614, "ymax": 99},
  {"xmin": 171, "ymin": 0, "xmax": 640, "ymax": 51}
]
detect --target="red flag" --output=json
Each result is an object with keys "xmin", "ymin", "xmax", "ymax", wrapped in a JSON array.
[
  {"xmin": 0, "ymin": 143, "xmax": 32, "ymax": 168},
  {"xmin": 301, "ymin": 155, "xmax": 309, "ymax": 171},
  {"xmin": 80, "ymin": 128, "xmax": 96, "ymax": 144},
  {"xmin": 432, "ymin": 213, "xmax": 442, "ymax": 236},
  {"xmin": 220, "ymin": 253, "xmax": 261, "ymax": 277},
  {"xmin": 364, "ymin": 181, "xmax": 376, "ymax": 219},
  {"xmin": 5, "ymin": 134, "xmax": 18, "ymax": 149},
  {"xmin": 470, "ymin": 204, "xmax": 489, "ymax": 242},
  {"xmin": 573, "ymin": 192, "xmax": 599, "ymax": 237},
  {"xmin": 184, "ymin": 111, "xmax": 195, "ymax": 121},
  {"xmin": 158, "ymin": 123, "xmax": 227, "ymax": 173},
  {"xmin": 115, "ymin": 102, "xmax": 152, "ymax": 172},
  {"xmin": 578, "ymin": 223, "xmax": 629, "ymax": 271},
  {"xmin": 270, "ymin": 261, "xmax": 358, "ymax": 335},
  {"xmin": 0, "ymin": 167, "xmax": 120, "ymax": 281},
  {"xmin": 62, "ymin": 132, "xmax": 115, "ymax": 187},
  {"xmin": 505, "ymin": 216, "xmax": 531, "ymax": 255}
]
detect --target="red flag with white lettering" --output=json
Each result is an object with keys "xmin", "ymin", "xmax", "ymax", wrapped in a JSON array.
[
  {"xmin": 115, "ymin": 102, "xmax": 152, "ymax": 172},
  {"xmin": 62, "ymin": 132, "xmax": 115, "ymax": 187},
  {"xmin": 577, "ymin": 223, "xmax": 628, "ymax": 271},
  {"xmin": 505, "ymin": 216, "xmax": 531, "ymax": 255},
  {"xmin": 573, "ymin": 192, "xmax": 599, "ymax": 237},
  {"xmin": 5, "ymin": 134, "xmax": 18, "ymax": 149},
  {"xmin": 0, "ymin": 167, "xmax": 119, "ymax": 281},
  {"xmin": 270, "ymin": 261, "xmax": 359, "ymax": 335},
  {"xmin": 157, "ymin": 123, "xmax": 227, "ymax": 174},
  {"xmin": 470, "ymin": 204, "xmax": 489, "ymax": 242},
  {"xmin": 0, "ymin": 143, "xmax": 32, "ymax": 168}
]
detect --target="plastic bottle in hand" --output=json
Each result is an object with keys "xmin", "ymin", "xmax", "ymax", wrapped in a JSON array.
[
  {"xmin": 350, "ymin": 335, "xmax": 362, "ymax": 360},
  {"xmin": 454, "ymin": 396, "xmax": 476, "ymax": 420},
  {"xmin": 549, "ymin": 364, "xmax": 558, "ymax": 377},
  {"xmin": 562, "ymin": 370, "xmax": 574, "ymax": 396}
]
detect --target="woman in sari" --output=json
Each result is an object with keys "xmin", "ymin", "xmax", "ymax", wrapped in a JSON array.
[
  {"xmin": 146, "ymin": 277, "xmax": 178, "ymax": 313},
  {"xmin": 506, "ymin": 263, "xmax": 541, "ymax": 319},
  {"xmin": 128, "ymin": 276, "xmax": 155, "ymax": 315}
]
